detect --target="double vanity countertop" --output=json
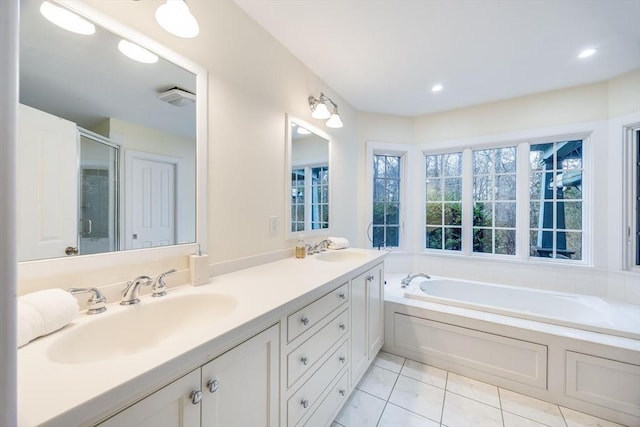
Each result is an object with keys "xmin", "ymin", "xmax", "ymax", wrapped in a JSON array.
[{"xmin": 17, "ymin": 248, "xmax": 386, "ymax": 427}]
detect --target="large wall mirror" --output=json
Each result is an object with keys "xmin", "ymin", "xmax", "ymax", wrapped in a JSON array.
[
  {"xmin": 286, "ymin": 116, "xmax": 331, "ymax": 239},
  {"xmin": 18, "ymin": 0, "xmax": 207, "ymax": 262}
]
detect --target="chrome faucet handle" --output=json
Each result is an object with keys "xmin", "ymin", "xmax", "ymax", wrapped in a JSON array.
[
  {"xmin": 152, "ymin": 269, "xmax": 177, "ymax": 297},
  {"xmin": 69, "ymin": 287, "xmax": 107, "ymax": 314}
]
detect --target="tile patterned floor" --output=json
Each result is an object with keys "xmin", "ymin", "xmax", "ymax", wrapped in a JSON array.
[{"xmin": 333, "ymin": 351, "xmax": 624, "ymax": 427}]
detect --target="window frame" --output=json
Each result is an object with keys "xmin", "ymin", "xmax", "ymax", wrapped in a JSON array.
[
  {"xmin": 366, "ymin": 142, "xmax": 410, "ymax": 252},
  {"xmin": 623, "ymin": 123, "xmax": 640, "ymax": 272}
]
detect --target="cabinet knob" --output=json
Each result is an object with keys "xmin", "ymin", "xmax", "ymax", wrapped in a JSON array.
[
  {"xmin": 300, "ymin": 399, "xmax": 309, "ymax": 409},
  {"xmin": 339, "ymin": 323, "xmax": 346, "ymax": 331},
  {"xmin": 339, "ymin": 356, "xmax": 346, "ymax": 363},
  {"xmin": 338, "ymin": 292, "xmax": 346, "ymax": 300},
  {"xmin": 301, "ymin": 356, "xmax": 309, "ymax": 365},
  {"xmin": 339, "ymin": 389, "xmax": 346, "ymax": 397},
  {"xmin": 366, "ymin": 275, "xmax": 374, "ymax": 282},
  {"xmin": 207, "ymin": 379, "xmax": 219, "ymax": 393},
  {"xmin": 301, "ymin": 316, "xmax": 310, "ymax": 326},
  {"xmin": 190, "ymin": 390, "xmax": 203, "ymax": 405}
]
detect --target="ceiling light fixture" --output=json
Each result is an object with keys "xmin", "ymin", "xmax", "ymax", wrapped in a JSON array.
[
  {"xmin": 155, "ymin": 0, "xmax": 200, "ymax": 38},
  {"xmin": 118, "ymin": 39, "xmax": 159, "ymax": 64},
  {"xmin": 40, "ymin": 1, "xmax": 95, "ymax": 35},
  {"xmin": 309, "ymin": 93, "xmax": 343, "ymax": 128},
  {"xmin": 431, "ymin": 84, "xmax": 444, "ymax": 93},
  {"xmin": 578, "ymin": 48, "xmax": 597, "ymax": 59}
]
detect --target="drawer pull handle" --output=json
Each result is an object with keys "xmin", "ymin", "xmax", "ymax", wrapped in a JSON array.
[
  {"xmin": 301, "ymin": 356, "xmax": 309, "ymax": 365},
  {"xmin": 207, "ymin": 379, "xmax": 219, "ymax": 393},
  {"xmin": 339, "ymin": 356, "xmax": 346, "ymax": 363},
  {"xmin": 301, "ymin": 316, "xmax": 310, "ymax": 326},
  {"xmin": 339, "ymin": 323, "xmax": 346, "ymax": 331},
  {"xmin": 190, "ymin": 390, "xmax": 203, "ymax": 405},
  {"xmin": 301, "ymin": 399, "xmax": 309, "ymax": 409},
  {"xmin": 366, "ymin": 275, "xmax": 374, "ymax": 282},
  {"xmin": 338, "ymin": 292, "xmax": 346, "ymax": 299},
  {"xmin": 339, "ymin": 389, "xmax": 346, "ymax": 397}
]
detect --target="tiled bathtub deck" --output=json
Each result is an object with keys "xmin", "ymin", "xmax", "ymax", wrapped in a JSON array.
[{"xmin": 333, "ymin": 351, "xmax": 623, "ymax": 427}]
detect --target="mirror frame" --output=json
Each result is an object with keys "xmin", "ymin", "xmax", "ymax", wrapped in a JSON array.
[
  {"xmin": 285, "ymin": 115, "xmax": 332, "ymax": 240},
  {"xmin": 18, "ymin": 1, "xmax": 208, "ymax": 274}
]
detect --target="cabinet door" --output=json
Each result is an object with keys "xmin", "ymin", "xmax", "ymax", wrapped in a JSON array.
[
  {"xmin": 350, "ymin": 270, "xmax": 369, "ymax": 385},
  {"xmin": 201, "ymin": 324, "xmax": 280, "ymax": 427},
  {"xmin": 98, "ymin": 369, "xmax": 200, "ymax": 427},
  {"xmin": 367, "ymin": 263, "xmax": 384, "ymax": 359}
]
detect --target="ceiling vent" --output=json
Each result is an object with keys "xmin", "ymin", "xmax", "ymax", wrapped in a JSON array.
[{"xmin": 157, "ymin": 87, "xmax": 196, "ymax": 107}]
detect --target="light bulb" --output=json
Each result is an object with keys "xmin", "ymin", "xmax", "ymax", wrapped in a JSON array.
[
  {"xmin": 326, "ymin": 113, "xmax": 343, "ymax": 128},
  {"xmin": 40, "ymin": 1, "xmax": 95, "ymax": 35},
  {"xmin": 118, "ymin": 40, "xmax": 159, "ymax": 64},
  {"xmin": 311, "ymin": 102, "xmax": 331, "ymax": 119},
  {"xmin": 156, "ymin": 0, "xmax": 200, "ymax": 38}
]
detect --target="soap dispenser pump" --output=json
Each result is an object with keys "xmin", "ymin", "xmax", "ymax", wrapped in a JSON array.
[{"xmin": 295, "ymin": 236, "xmax": 306, "ymax": 259}]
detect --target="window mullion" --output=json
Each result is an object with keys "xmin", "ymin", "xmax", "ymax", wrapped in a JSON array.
[
  {"xmin": 462, "ymin": 148, "xmax": 474, "ymax": 255},
  {"xmin": 516, "ymin": 142, "xmax": 530, "ymax": 260}
]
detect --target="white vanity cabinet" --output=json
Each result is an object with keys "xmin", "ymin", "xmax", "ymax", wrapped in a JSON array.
[
  {"xmin": 99, "ymin": 324, "xmax": 280, "ymax": 427},
  {"xmin": 350, "ymin": 263, "xmax": 384, "ymax": 385}
]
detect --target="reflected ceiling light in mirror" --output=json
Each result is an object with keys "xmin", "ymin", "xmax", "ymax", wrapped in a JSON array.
[
  {"xmin": 309, "ymin": 92, "xmax": 343, "ymax": 128},
  {"xmin": 40, "ymin": 1, "xmax": 95, "ymax": 35},
  {"xmin": 431, "ymin": 83, "xmax": 444, "ymax": 93},
  {"xmin": 578, "ymin": 48, "xmax": 597, "ymax": 59},
  {"xmin": 296, "ymin": 125, "xmax": 312, "ymax": 135},
  {"xmin": 156, "ymin": 0, "xmax": 200, "ymax": 38},
  {"xmin": 118, "ymin": 39, "xmax": 159, "ymax": 64}
]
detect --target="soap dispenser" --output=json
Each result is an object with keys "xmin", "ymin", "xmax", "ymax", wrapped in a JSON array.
[
  {"xmin": 295, "ymin": 235, "xmax": 306, "ymax": 259},
  {"xmin": 190, "ymin": 244, "xmax": 209, "ymax": 286}
]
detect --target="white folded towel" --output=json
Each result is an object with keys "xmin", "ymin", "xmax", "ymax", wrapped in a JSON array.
[
  {"xmin": 327, "ymin": 237, "xmax": 350, "ymax": 250},
  {"xmin": 18, "ymin": 289, "xmax": 79, "ymax": 347}
]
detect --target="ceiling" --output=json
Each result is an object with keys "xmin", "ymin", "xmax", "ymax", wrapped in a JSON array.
[
  {"xmin": 235, "ymin": 0, "xmax": 640, "ymax": 117},
  {"xmin": 20, "ymin": 0, "xmax": 196, "ymax": 140}
]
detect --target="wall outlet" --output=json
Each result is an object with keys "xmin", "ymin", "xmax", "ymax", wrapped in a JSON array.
[{"xmin": 269, "ymin": 216, "xmax": 279, "ymax": 234}]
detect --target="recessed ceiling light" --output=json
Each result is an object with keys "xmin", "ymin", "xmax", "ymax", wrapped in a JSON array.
[
  {"xmin": 40, "ymin": 1, "xmax": 95, "ymax": 35},
  {"xmin": 431, "ymin": 84, "xmax": 444, "ymax": 93},
  {"xmin": 118, "ymin": 40, "xmax": 159, "ymax": 64},
  {"xmin": 578, "ymin": 48, "xmax": 597, "ymax": 59}
]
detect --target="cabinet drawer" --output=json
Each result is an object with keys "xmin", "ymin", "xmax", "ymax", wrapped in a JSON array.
[
  {"xmin": 288, "ymin": 340, "xmax": 349, "ymax": 427},
  {"xmin": 301, "ymin": 369, "xmax": 349, "ymax": 427},
  {"xmin": 288, "ymin": 282, "xmax": 349, "ymax": 342},
  {"xmin": 288, "ymin": 309, "xmax": 349, "ymax": 388}
]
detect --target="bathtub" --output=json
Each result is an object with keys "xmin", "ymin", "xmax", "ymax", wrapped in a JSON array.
[
  {"xmin": 401, "ymin": 275, "xmax": 640, "ymax": 340},
  {"xmin": 382, "ymin": 273, "xmax": 640, "ymax": 426}
]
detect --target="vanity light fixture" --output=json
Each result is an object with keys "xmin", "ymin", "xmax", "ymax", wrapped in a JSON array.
[
  {"xmin": 155, "ymin": 0, "xmax": 200, "ymax": 39},
  {"xmin": 309, "ymin": 93, "xmax": 343, "ymax": 128},
  {"xmin": 40, "ymin": 1, "xmax": 96, "ymax": 35},
  {"xmin": 118, "ymin": 39, "xmax": 159, "ymax": 64}
]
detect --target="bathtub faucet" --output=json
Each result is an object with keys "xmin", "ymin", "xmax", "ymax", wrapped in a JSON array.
[{"xmin": 400, "ymin": 273, "xmax": 431, "ymax": 288}]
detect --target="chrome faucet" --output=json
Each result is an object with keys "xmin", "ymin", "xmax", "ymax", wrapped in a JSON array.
[
  {"xmin": 400, "ymin": 273, "xmax": 431, "ymax": 288},
  {"xmin": 69, "ymin": 287, "xmax": 107, "ymax": 314},
  {"xmin": 307, "ymin": 239, "xmax": 330, "ymax": 255},
  {"xmin": 120, "ymin": 275, "xmax": 153, "ymax": 305}
]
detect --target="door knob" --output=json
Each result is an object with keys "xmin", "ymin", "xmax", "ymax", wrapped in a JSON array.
[{"xmin": 65, "ymin": 246, "xmax": 78, "ymax": 256}]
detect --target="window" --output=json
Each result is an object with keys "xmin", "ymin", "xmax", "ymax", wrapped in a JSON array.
[
  {"xmin": 472, "ymin": 147, "xmax": 517, "ymax": 255},
  {"xmin": 425, "ymin": 152, "xmax": 462, "ymax": 251},
  {"xmin": 373, "ymin": 154, "xmax": 401, "ymax": 248},
  {"xmin": 290, "ymin": 165, "xmax": 329, "ymax": 232},
  {"xmin": 529, "ymin": 140, "xmax": 583, "ymax": 260},
  {"xmin": 310, "ymin": 166, "xmax": 329, "ymax": 229}
]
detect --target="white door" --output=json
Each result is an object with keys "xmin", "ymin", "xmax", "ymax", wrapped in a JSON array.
[
  {"xmin": 17, "ymin": 104, "xmax": 78, "ymax": 260},
  {"xmin": 98, "ymin": 369, "xmax": 200, "ymax": 427},
  {"xmin": 125, "ymin": 151, "xmax": 176, "ymax": 249},
  {"xmin": 201, "ymin": 325, "xmax": 280, "ymax": 427}
]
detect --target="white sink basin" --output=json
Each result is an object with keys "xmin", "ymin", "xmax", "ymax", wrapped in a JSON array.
[
  {"xmin": 315, "ymin": 250, "xmax": 369, "ymax": 263},
  {"xmin": 47, "ymin": 294, "xmax": 237, "ymax": 364}
]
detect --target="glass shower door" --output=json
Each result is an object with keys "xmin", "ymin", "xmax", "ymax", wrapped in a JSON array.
[{"xmin": 78, "ymin": 130, "xmax": 119, "ymax": 255}]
